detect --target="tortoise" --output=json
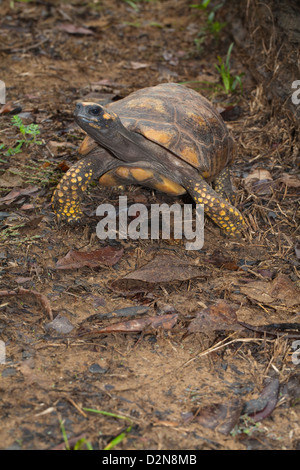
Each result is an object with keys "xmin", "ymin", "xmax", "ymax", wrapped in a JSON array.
[{"xmin": 52, "ymin": 83, "xmax": 244, "ymax": 235}]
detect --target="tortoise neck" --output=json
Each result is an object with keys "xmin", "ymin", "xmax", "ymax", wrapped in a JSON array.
[{"xmin": 97, "ymin": 123, "xmax": 153, "ymax": 165}]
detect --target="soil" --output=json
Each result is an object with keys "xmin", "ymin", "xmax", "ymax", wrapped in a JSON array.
[{"xmin": 0, "ymin": 0, "xmax": 300, "ymax": 451}]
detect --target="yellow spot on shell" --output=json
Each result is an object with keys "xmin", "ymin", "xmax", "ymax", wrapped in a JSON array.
[
  {"xmin": 71, "ymin": 178, "xmax": 77, "ymax": 183},
  {"xmin": 180, "ymin": 146, "xmax": 198, "ymax": 167},
  {"xmin": 219, "ymin": 210, "xmax": 226, "ymax": 216},
  {"xmin": 127, "ymin": 97, "xmax": 166, "ymax": 113},
  {"xmin": 143, "ymin": 128, "xmax": 174, "ymax": 146}
]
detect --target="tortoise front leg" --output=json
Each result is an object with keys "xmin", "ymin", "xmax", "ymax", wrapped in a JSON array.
[
  {"xmin": 184, "ymin": 175, "xmax": 245, "ymax": 235},
  {"xmin": 52, "ymin": 147, "xmax": 117, "ymax": 223}
]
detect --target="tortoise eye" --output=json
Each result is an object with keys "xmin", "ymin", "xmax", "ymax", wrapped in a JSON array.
[{"xmin": 89, "ymin": 105, "xmax": 101, "ymax": 116}]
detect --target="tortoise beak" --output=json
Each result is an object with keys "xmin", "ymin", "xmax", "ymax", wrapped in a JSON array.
[{"xmin": 74, "ymin": 102, "xmax": 85, "ymax": 119}]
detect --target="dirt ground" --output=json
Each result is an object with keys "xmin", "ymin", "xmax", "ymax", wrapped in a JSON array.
[{"xmin": 0, "ymin": 0, "xmax": 300, "ymax": 451}]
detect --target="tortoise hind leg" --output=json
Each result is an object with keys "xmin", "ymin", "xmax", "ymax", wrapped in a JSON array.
[
  {"xmin": 184, "ymin": 175, "xmax": 245, "ymax": 235},
  {"xmin": 213, "ymin": 166, "xmax": 234, "ymax": 202}
]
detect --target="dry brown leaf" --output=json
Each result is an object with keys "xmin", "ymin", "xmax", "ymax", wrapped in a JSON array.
[
  {"xmin": 244, "ymin": 379, "xmax": 279, "ymax": 423},
  {"xmin": 240, "ymin": 274, "xmax": 300, "ymax": 308},
  {"xmin": 79, "ymin": 313, "xmax": 178, "ymax": 336},
  {"xmin": 191, "ymin": 399, "xmax": 243, "ymax": 435},
  {"xmin": 277, "ymin": 173, "xmax": 300, "ymax": 188},
  {"xmin": 129, "ymin": 61, "xmax": 149, "ymax": 70},
  {"xmin": 0, "ymin": 287, "xmax": 52, "ymax": 319},
  {"xmin": 0, "ymin": 169, "xmax": 23, "ymax": 188},
  {"xmin": 188, "ymin": 300, "xmax": 240, "ymax": 333},
  {"xmin": 19, "ymin": 358, "xmax": 53, "ymax": 388},
  {"xmin": 57, "ymin": 23, "xmax": 94, "ymax": 35},
  {"xmin": 56, "ymin": 246, "xmax": 124, "ymax": 270},
  {"xmin": 244, "ymin": 168, "xmax": 274, "ymax": 195},
  {"xmin": 123, "ymin": 255, "xmax": 205, "ymax": 283},
  {"xmin": 0, "ymin": 186, "xmax": 39, "ymax": 204}
]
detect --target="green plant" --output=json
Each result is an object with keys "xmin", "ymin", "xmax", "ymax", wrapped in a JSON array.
[
  {"xmin": 123, "ymin": 0, "xmax": 140, "ymax": 12},
  {"xmin": 0, "ymin": 115, "xmax": 42, "ymax": 157},
  {"xmin": 215, "ymin": 43, "xmax": 244, "ymax": 94},
  {"xmin": 191, "ymin": 0, "xmax": 226, "ymax": 51},
  {"xmin": 231, "ymin": 415, "xmax": 265, "ymax": 437},
  {"xmin": 59, "ymin": 419, "xmax": 93, "ymax": 450},
  {"xmin": 83, "ymin": 408, "xmax": 133, "ymax": 450}
]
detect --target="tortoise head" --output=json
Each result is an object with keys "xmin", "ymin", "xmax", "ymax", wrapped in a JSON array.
[{"xmin": 74, "ymin": 102, "xmax": 121, "ymax": 144}]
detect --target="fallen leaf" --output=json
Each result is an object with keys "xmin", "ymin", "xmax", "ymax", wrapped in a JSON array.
[
  {"xmin": 19, "ymin": 358, "xmax": 52, "ymax": 388},
  {"xmin": 56, "ymin": 246, "xmax": 124, "ymax": 269},
  {"xmin": 191, "ymin": 399, "xmax": 243, "ymax": 435},
  {"xmin": 19, "ymin": 215, "xmax": 43, "ymax": 231},
  {"xmin": 0, "ymin": 287, "xmax": 52, "ymax": 320},
  {"xmin": 244, "ymin": 168, "xmax": 274, "ymax": 196},
  {"xmin": 79, "ymin": 313, "xmax": 178, "ymax": 336},
  {"xmin": 129, "ymin": 61, "xmax": 149, "ymax": 70},
  {"xmin": 83, "ymin": 305, "xmax": 150, "ymax": 323},
  {"xmin": 240, "ymin": 274, "xmax": 300, "ymax": 309},
  {"xmin": 280, "ymin": 374, "xmax": 300, "ymax": 406},
  {"xmin": 205, "ymin": 250, "xmax": 239, "ymax": 271},
  {"xmin": 20, "ymin": 203, "xmax": 35, "ymax": 211},
  {"xmin": 219, "ymin": 105, "xmax": 243, "ymax": 121},
  {"xmin": 56, "ymin": 161, "xmax": 70, "ymax": 173},
  {"xmin": 238, "ymin": 321, "xmax": 300, "ymax": 339},
  {"xmin": 277, "ymin": 173, "xmax": 300, "ymax": 188},
  {"xmin": 57, "ymin": 23, "xmax": 95, "ymax": 35},
  {"xmin": 110, "ymin": 255, "xmax": 206, "ymax": 296},
  {"xmin": 109, "ymin": 278, "xmax": 154, "ymax": 296},
  {"xmin": 188, "ymin": 300, "xmax": 240, "ymax": 333},
  {"xmin": 0, "ymin": 169, "xmax": 23, "ymax": 188},
  {"xmin": 243, "ymin": 379, "xmax": 279, "ymax": 422},
  {"xmin": 45, "ymin": 314, "xmax": 75, "ymax": 334},
  {"xmin": 123, "ymin": 255, "xmax": 205, "ymax": 283},
  {"xmin": 244, "ymin": 168, "xmax": 273, "ymax": 184},
  {"xmin": 0, "ymin": 101, "xmax": 19, "ymax": 115},
  {"xmin": 47, "ymin": 140, "xmax": 76, "ymax": 156},
  {"xmin": 295, "ymin": 242, "xmax": 300, "ymax": 259},
  {"xmin": 0, "ymin": 185, "xmax": 39, "ymax": 204}
]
